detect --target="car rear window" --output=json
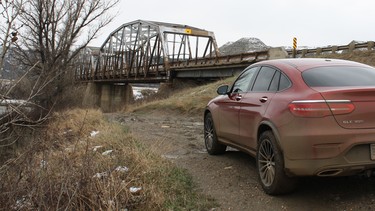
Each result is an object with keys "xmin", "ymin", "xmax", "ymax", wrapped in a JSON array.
[{"xmin": 302, "ymin": 66, "xmax": 375, "ymax": 87}]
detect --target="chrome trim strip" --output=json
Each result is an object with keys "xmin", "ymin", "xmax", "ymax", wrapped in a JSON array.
[
  {"xmin": 326, "ymin": 100, "xmax": 352, "ymax": 103},
  {"xmin": 291, "ymin": 100, "xmax": 351, "ymax": 104}
]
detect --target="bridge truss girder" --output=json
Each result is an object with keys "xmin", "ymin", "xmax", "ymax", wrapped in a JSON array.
[{"xmin": 78, "ymin": 20, "xmax": 220, "ymax": 82}]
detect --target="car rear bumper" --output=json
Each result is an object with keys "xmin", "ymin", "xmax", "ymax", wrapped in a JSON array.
[
  {"xmin": 284, "ymin": 143, "xmax": 375, "ymax": 176},
  {"xmin": 277, "ymin": 117, "xmax": 375, "ymax": 176}
]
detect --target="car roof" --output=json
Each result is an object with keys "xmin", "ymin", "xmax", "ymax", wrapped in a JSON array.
[{"xmin": 255, "ymin": 58, "xmax": 372, "ymax": 72}]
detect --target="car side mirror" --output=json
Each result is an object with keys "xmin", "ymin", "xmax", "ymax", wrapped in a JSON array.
[{"xmin": 217, "ymin": 85, "xmax": 229, "ymax": 95}]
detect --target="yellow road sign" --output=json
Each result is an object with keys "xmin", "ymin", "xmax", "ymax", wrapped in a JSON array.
[{"xmin": 293, "ymin": 37, "xmax": 297, "ymax": 49}]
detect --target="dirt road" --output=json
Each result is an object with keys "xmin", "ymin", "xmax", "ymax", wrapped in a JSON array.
[{"xmin": 110, "ymin": 111, "xmax": 375, "ymax": 210}]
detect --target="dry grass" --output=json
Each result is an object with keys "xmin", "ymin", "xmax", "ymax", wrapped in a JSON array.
[
  {"xmin": 314, "ymin": 50, "xmax": 375, "ymax": 67},
  {"xmin": 0, "ymin": 109, "xmax": 216, "ymax": 210},
  {"xmin": 129, "ymin": 77, "xmax": 235, "ymax": 115}
]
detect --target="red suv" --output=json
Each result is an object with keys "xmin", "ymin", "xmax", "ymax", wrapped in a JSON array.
[{"xmin": 204, "ymin": 58, "xmax": 375, "ymax": 195}]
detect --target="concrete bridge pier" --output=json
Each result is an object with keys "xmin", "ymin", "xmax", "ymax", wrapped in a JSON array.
[{"xmin": 83, "ymin": 83, "xmax": 133, "ymax": 112}]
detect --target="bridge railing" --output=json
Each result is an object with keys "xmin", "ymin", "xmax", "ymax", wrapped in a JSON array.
[
  {"xmin": 286, "ymin": 41, "xmax": 375, "ymax": 57},
  {"xmin": 170, "ymin": 50, "xmax": 269, "ymax": 69}
]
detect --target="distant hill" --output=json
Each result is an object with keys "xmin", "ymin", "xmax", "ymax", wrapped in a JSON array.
[{"xmin": 218, "ymin": 37, "xmax": 269, "ymax": 55}]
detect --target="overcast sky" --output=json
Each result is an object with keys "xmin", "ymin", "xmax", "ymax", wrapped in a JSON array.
[{"xmin": 90, "ymin": 0, "xmax": 375, "ymax": 48}]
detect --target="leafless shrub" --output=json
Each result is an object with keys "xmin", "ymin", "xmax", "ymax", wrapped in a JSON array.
[
  {"xmin": 0, "ymin": 0, "xmax": 25, "ymax": 71},
  {"xmin": 0, "ymin": 0, "xmax": 119, "ymax": 150},
  {"xmin": 0, "ymin": 109, "xmax": 214, "ymax": 210},
  {"xmin": 0, "ymin": 63, "xmax": 51, "ymax": 149},
  {"xmin": 13, "ymin": 0, "xmax": 119, "ymax": 108}
]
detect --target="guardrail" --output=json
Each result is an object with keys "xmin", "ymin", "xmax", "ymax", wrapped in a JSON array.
[
  {"xmin": 170, "ymin": 50, "xmax": 270, "ymax": 69},
  {"xmin": 286, "ymin": 41, "xmax": 375, "ymax": 57}
]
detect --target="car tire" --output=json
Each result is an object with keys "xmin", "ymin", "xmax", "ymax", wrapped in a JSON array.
[
  {"xmin": 257, "ymin": 131, "xmax": 296, "ymax": 195},
  {"xmin": 204, "ymin": 112, "xmax": 227, "ymax": 155}
]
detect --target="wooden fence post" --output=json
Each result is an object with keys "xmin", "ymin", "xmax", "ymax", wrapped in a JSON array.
[
  {"xmin": 348, "ymin": 42, "xmax": 356, "ymax": 53},
  {"xmin": 316, "ymin": 48, "xmax": 322, "ymax": 56},
  {"xmin": 368, "ymin": 41, "xmax": 374, "ymax": 51},
  {"xmin": 331, "ymin": 46, "xmax": 338, "ymax": 54}
]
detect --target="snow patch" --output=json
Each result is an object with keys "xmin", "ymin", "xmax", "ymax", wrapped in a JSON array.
[
  {"xmin": 115, "ymin": 166, "xmax": 129, "ymax": 173},
  {"xmin": 93, "ymin": 171, "xmax": 108, "ymax": 179},
  {"xmin": 219, "ymin": 37, "xmax": 269, "ymax": 55},
  {"xmin": 90, "ymin": 130, "xmax": 99, "ymax": 137},
  {"xmin": 102, "ymin": 150, "xmax": 113, "ymax": 155},
  {"xmin": 129, "ymin": 187, "xmax": 142, "ymax": 193},
  {"xmin": 93, "ymin": 145, "xmax": 103, "ymax": 152}
]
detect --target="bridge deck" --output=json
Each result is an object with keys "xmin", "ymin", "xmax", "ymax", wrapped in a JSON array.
[{"xmin": 76, "ymin": 50, "xmax": 270, "ymax": 83}]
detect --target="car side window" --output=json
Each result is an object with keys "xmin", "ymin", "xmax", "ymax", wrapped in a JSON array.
[
  {"xmin": 252, "ymin": 67, "xmax": 277, "ymax": 92},
  {"xmin": 279, "ymin": 73, "xmax": 291, "ymax": 91},
  {"xmin": 269, "ymin": 71, "xmax": 281, "ymax": 92},
  {"xmin": 250, "ymin": 66, "xmax": 291, "ymax": 92},
  {"xmin": 231, "ymin": 67, "xmax": 258, "ymax": 93}
]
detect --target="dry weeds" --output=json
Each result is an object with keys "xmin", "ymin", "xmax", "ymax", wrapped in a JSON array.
[
  {"xmin": 129, "ymin": 77, "xmax": 235, "ymax": 115},
  {"xmin": 315, "ymin": 50, "xmax": 375, "ymax": 66},
  {"xmin": 0, "ymin": 109, "xmax": 215, "ymax": 210}
]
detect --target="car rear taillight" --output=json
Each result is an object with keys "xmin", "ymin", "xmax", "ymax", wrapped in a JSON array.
[{"xmin": 288, "ymin": 100, "xmax": 355, "ymax": 117}]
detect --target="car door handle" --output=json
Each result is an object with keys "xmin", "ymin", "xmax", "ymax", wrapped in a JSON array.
[{"xmin": 259, "ymin": 97, "xmax": 268, "ymax": 103}]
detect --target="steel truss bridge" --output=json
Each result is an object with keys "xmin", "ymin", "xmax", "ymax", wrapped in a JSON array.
[{"xmin": 76, "ymin": 20, "xmax": 281, "ymax": 83}]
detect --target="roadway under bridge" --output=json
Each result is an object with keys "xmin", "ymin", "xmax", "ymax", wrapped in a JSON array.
[{"xmin": 77, "ymin": 20, "xmax": 288, "ymax": 111}]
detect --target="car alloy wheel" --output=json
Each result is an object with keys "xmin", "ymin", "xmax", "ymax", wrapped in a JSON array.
[
  {"xmin": 204, "ymin": 116, "xmax": 214, "ymax": 150},
  {"xmin": 257, "ymin": 131, "xmax": 296, "ymax": 195},
  {"xmin": 258, "ymin": 138, "xmax": 275, "ymax": 186},
  {"xmin": 204, "ymin": 113, "xmax": 226, "ymax": 155}
]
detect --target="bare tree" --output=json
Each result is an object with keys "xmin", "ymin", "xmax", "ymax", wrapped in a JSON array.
[
  {"xmin": 0, "ymin": 0, "xmax": 25, "ymax": 78},
  {"xmin": 0, "ymin": 0, "xmax": 28, "ymax": 148},
  {"xmin": 15, "ymin": 0, "xmax": 119, "ymax": 107},
  {"xmin": 0, "ymin": 0, "xmax": 28, "ymax": 82},
  {"xmin": 0, "ymin": 0, "xmax": 119, "ymax": 147}
]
